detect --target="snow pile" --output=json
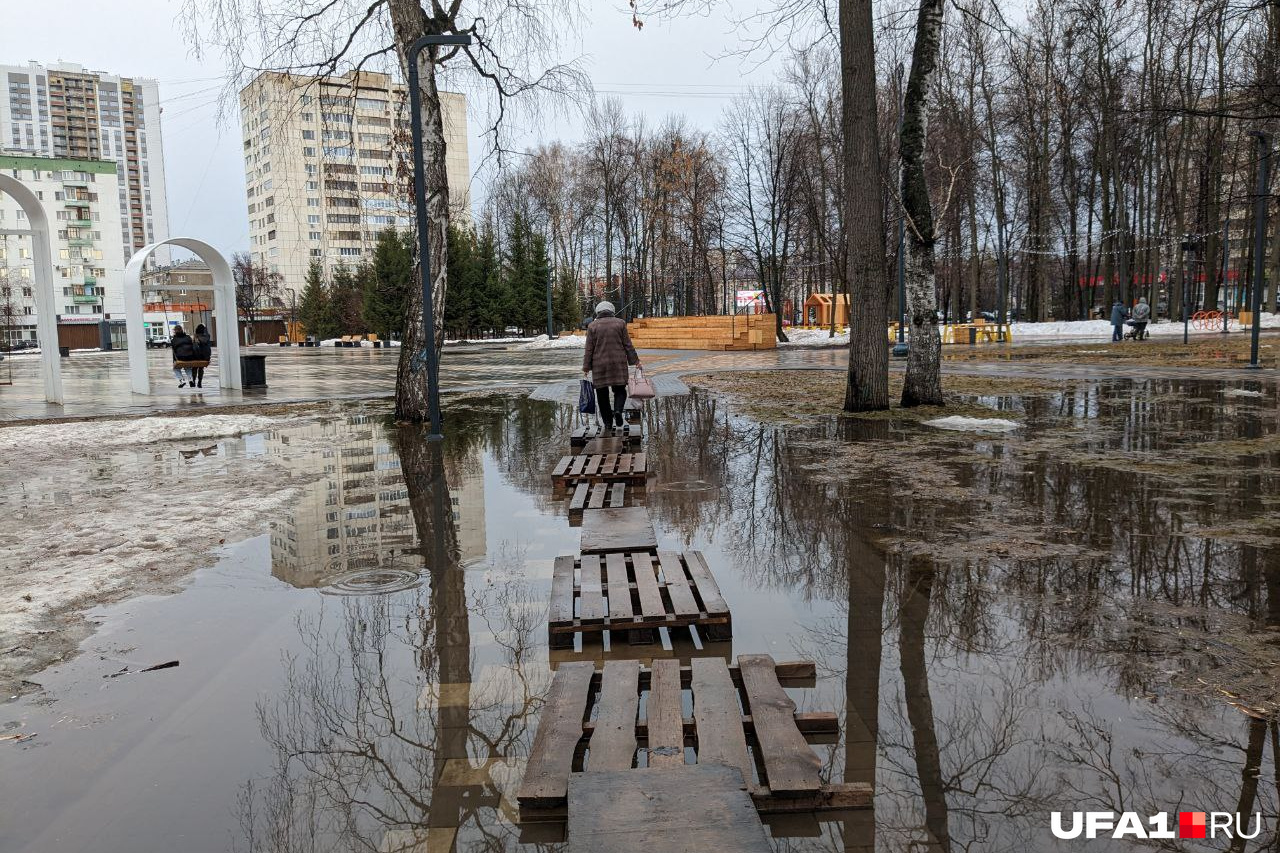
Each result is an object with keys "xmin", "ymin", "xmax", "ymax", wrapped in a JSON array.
[
  {"xmin": 1224, "ymin": 388, "xmax": 1265, "ymax": 398},
  {"xmin": 0, "ymin": 414, "xmax": 280, "ymax": 465},
  {"xmin": 446, "ymin": 335, "xmax": 537, "ymax": 346},
  {"xmin": 1010, "ymin": 313, "xmax": 1280, "ymax": 339},
  {"xmin": 519, "ymin": 334, "xmax": 587, "ymax": 351},
  {"xmin": 318, "ymin": 338, "xmax": 399, "ymax": 347},
  {"xmin": 924, "ymin": 416, "xmax": 1021, "ymax": 433},
  {"xmin": 779, "ymin": 328, "xmax": 850, "ymax": 348}
]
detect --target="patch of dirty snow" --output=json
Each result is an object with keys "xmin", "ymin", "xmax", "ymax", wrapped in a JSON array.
[
  {"xmin": 518, "ymin": 334, "xmax": 586, "ymax": 350},
  {"xmin": 1224, "ymin": 388, "xmax": 1265, "ymax": 398},
  {"xmin": 779, "ymin": 328, "xmax": 850, "ymax": 348},
  {"xmin": 0, "ymin": 415, "xmax": 280, "ymax": 466},
  {"xmin": 924, "ymin": 416, "xmax": 1021, "ymax": 433}
]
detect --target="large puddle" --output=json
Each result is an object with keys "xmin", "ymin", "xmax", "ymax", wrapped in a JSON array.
[{"xmin": 3, "ymin": 382, "xmax": 1279, "ymax": 851}]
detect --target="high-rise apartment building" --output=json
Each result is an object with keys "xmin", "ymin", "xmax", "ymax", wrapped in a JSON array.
[
  {"xmin": 239, "ymin": 70, "xmax": 469, "ymax": 296},
  {"xmin": 0, "ymin": 154, "xmax": 124, "ymax": 343},
  {"xmin": 0, "ymin": 61, "xmax": 170, "ymax": 268}
]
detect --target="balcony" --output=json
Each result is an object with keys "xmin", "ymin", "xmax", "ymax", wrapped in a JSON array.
[
  {"xmin": 72, "ymin": 293, "xmax": 99, "ymax": 304},
  {"xmin": 68, "ymin": 218, "xmax": 92, "ymax": 228},
  {"xmin": 68, "ymin": 237, "xmax": 94, "ymax": 247},
  {"xmin": 61, "ymin": 178, "xmax": 87, "ymax": 188},
  {"xmin": 83, "ymin": 275, "xmax": 97, "ymax": 286}
]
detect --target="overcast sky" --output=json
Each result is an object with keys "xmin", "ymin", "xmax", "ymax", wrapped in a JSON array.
[{"xmin": 1, "ymin": 0, "xmax": 793, "ymax": 258}]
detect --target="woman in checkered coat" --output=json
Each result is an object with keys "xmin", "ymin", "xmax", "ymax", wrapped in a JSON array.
[{"xmin": 582, "ymin": 301, "xmax": 640, "ymax": 429}]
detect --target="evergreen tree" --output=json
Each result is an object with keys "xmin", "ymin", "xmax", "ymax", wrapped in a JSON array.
[
  {"xmin": 503, "ymin": 213, "xmax": 541, "ymax": 334},
  {"xmin": 298, "ymin": 260, "xmax": 339, "ymax": 341},
  {"xmin": 362, "ymin": 228, "xmax": 415, "ymax": 339},
  {"xmin": 529, "ymin": 230, "xmax": 554, "ymax": 336},
  {"xmin": 445, "ymin": 224, "xmax": 476, "ymax": 338},
  {"xmin": 330, "ymin": 263, "xmax": 364, "ymax": 333},
  {"xmin": 552, "ymin": 269, "xmax": 582, "ymax": 333},
  {"xmin": 474, "ymin": 224, "xmax": 508, "ymax": 336}
]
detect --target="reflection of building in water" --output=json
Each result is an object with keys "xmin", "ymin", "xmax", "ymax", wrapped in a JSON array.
[{"xmin": 268, "ymin": 416, "xmax": 485, "ymax": 588}]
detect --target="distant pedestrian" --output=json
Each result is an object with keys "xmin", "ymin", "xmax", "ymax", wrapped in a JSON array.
[
  {"xmin": 1110, "ymin": 300, "xmax": 1127, "ymax": 342},
  {"xmin": 171, "ymin": 325, "xmax": 195, "ymax": 388},
  {"xmin": 582, "ymin": 301, "xmax": 639, "ymax": 430},
  {"xmin": 190, "ymin": 324, "xmax": 212, "ymax": 388},
  {"xmin": 1129, "ymin": 296, "xmax": 1151, "ymax": 340}
]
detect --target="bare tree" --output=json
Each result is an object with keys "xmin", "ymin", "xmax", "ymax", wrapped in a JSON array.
[
  {"xmin": 182, "ymin": 0, "xmax": 586, "ymax": 420},
  {"xmin": 232, "ymin": 252, "xmax": 285, "ymax": 345}
]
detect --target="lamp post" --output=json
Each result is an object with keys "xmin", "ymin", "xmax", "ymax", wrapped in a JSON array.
[
  {"xmin": 408, "ymin": 32, "xmax": 472, "ymax": 441},
  {"xmin": 1179, "ymin": 234, "xmax": 1196, "ymax": 345},
  {"xmin": 1247, "ymin": 131, "xmax": 1271, "ymax": 369},
  {"xmin": 1221, "ymin": 218, "xmax": 1230, "ymax": 334},
  {"xmin": 892, "ymin": 62, "xmax": 909, "ymax": 359}
]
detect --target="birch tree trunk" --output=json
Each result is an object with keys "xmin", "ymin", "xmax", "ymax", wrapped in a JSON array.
[
  {"xmin": 389, "ymin": 0, "xmax": 452, "ymax": 422},
  {"xmin": 899, "ymin": 0, "xmax": 946, "ymax": 407},
  {"xmin": 840, "ymin": 0, "xmax": 891, "ymax": 412}
]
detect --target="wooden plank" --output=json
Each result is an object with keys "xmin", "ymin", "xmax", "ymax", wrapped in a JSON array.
[
  {"xmin": 584, "ymin": 454, "xmax": 602, "ymax": 477},
  {"xmin": 578, "ymin": 555, "xmax": 605, "ymax": 623},
  {"xmin": 585, "ymin": 710, "xmax": 838, "ymax": 740},
  {"xmin": 646, "ymin": 659, "xmax": 684, "ymax": 768},
  {"xmin": 549, "ymin": 555, "xmax": 577, "ymax": 625},
  {"xmin": 580, "ymin": 507, "xmax": 657, "ymax": 554},
  {"xmin": 568, "ymin": 482, "xmax": 590, "ymax": 514},
  {"xmin": 738, "ymin": 655, "xmax": 822, "ymax": 797},
  {"xmin": 609, "ymin": 481, "xmax": 627, "ymax": 508},
  {"xmin": 690, "ymin": 657, "xmax": 756, "ymax": 792},
  {"xmin": 569, "ymin": 455, "xmax": 589, "ymax": 477},
  {"xmin": 582, "ymin": 436, "xmax": 625, "ymax": 456},
  {"xmin": 567, "ymin": 766, "xmax": 771, "ymax": 852},
  {"xmin": 753, "ymin": 783, "xmax": 874, "ymax": 813},
  {"xmin": 683, "ymin": 551, "xmax": 729, "ymax": 616},
  {"xmin": 588, "ymin": 482, "xmax": 607, "ymax": 510},
  {"xmin": 632, "ymin": 452, "xmax": 648, "ymax": 476},
  {"xmin": 617, "ymin": 452, "xmax": 632, "ymax": 475},
  {"xmin": 518, "ymin": 661, "xmax": 595, "ymax": 807},
  {"xmin": 551, "ymin": 456, "xmax": 572, "ymax": 477},
  {"xmin": 604, "ymin": 552, "xmax": 634, "ymax": 621},
  {"xmin": 630, "ymin": 552, "xmax": 666, "ymax": 619},
  {"xmin": 587, "ymin": 660, "xmax": 639, "ymax": 771},
  {"xmin": 658, "ymin": 551, "xmax": 700, "ymax": 617}
]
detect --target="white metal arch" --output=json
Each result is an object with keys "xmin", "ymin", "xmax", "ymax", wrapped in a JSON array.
[
  {"xmin": 0, "ymin": 173, "xmax": 62, "ymax": 404},
  {"xmin": 123, "ymin": 238, "xmax": 242, "ymax": 394}
]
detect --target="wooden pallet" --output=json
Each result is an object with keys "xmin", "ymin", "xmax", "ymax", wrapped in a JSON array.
[
  {"xmin": 571, "ymin": 423, "xmax": 641, "ymax": 448},
  {"xmin": 517, "ymin": 655, "xmax": 871, "ymax": 818},
  {"xmin": 551, "ymin": 453, "xmax": 648, "ymax": 497},
  {"xmin": 580, "ymin": 507, "xmax": 656, "ymax": 554},
  {"xmin": 568, "ymin": 481, "xmax": 629, "ymax": 524},
  {"xmin": 548, "ymin": 550, "xmax": 730, "ymax": 648},
  {"xmin": 567, "ymin": 766, "xmax": 771, "ymax": 853}
]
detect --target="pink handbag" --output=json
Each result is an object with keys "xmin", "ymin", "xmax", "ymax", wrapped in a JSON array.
[{"xmin": 627, "ymin": 366, "xmax": 657, "ymax": 401}]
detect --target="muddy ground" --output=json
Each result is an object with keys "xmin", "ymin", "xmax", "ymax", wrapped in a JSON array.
[{"xmin": 688, "ymin": 368, "xmax": 1280, "ymax": 719}]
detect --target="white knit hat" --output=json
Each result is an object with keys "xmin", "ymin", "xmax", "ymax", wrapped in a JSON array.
[{"xmin": 595, "ymin": 301, "xmax": 616, "ymax": 316}]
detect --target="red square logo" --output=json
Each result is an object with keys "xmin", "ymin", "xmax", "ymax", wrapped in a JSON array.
[{"xmin": 1179, "ymin": 812, "xmax": 1206, "ymax": 839}]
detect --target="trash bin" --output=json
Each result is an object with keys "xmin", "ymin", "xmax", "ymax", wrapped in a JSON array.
[
  {"xmin": 240, "ymin": 354, "xmax": 267, "ymax": 388},
  {"xmin": 968, "ymin": 326, "xmax": 977, "ymax": 345},
  {"xmin": 58, "ymin": 346, "xmax": 70, "ymax": 358}
]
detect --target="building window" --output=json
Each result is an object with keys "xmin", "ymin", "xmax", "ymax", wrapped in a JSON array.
[
  {"xmin": 301, "ymin": 129, "xmax": 315, "ymax": 140},
  {"xmin": 307, "ymin": 197, "xmax": 320, "ymax": 207}
]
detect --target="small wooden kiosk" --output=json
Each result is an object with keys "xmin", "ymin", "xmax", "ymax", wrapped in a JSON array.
[{"xmin": 802, "ymin": 293, "xmax": 849, "ymax": 328}]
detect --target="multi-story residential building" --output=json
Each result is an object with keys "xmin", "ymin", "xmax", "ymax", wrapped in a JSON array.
[
  {"xmin": 0, "ymin": 61, "xmax": 170, "ymax": 268},
  {"xmin": 239, "ymin": 69, "xmax": 469, "ymax": 296},
  {"xmin": 0, "ymin": 154, "xmax": 123, "ymax": 343}
]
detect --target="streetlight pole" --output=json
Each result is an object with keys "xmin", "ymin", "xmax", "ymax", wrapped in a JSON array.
[
  {"xmin": 892, "ymin": 62, "xmax": 909, "ymax": 359},
  {"xmin": 408, "ymin": 32, "xmax": 472, "ymax": 441},
  {"xmin": 546, "ymin": 266, "xmax": 555, "ymax": 339},
  {"xmin": 1221, "ymin": 217, "xmax": 1230, "ymax": 334},
  {"xmin": 1247, "ymin": 131, "xmax": 1271, "ymax": 369}
]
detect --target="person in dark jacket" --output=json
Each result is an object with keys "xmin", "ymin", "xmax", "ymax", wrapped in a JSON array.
[
  {"xmin": 1109, "ymin": 300, "xmax": 1127, "ymax": 342},
  {"xmin": 190, "ymin": 324, "xmax": 212, "ymax": 388},
  {"xmin": 582, "ymin": 301, "xmax": 639, "ymax": 429},
  {"xmin": 171, "ymin": 325, "xmax": 196, "ymax": 387}
]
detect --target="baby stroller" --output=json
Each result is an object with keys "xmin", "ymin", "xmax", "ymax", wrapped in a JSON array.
[{"xmin": 1123, "ymin": 320, "xmax": 1149, "ymax": 341}]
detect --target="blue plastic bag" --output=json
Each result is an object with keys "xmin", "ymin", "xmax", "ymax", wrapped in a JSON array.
[{"xmin": 578, "ymin": 378, "xmax": 596, "ymax": 414}]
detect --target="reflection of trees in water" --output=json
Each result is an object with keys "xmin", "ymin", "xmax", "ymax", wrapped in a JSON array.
[{"xmin": 236, "ymin": 433, "xmax": 549, "ymax": 853}]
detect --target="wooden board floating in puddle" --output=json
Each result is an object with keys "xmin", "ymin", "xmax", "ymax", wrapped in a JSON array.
[
  {"xmin": 579, "ymin": 506, "xmax": 656, "ymax": 554},
  {"xmin": 551, "ymin": 453, "xmax": 650, "ymax": 497},
  {"xmin": 567, "ymin": 765, "xmax": 772, "ymax": 853},
  {"xmin": 548, "ymin": 550, "xmax": 731, "ymax": 648},
  {"xmin": 518, "ymin": 655, "xmax": 871, "ymax": 819}
]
